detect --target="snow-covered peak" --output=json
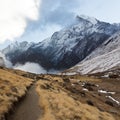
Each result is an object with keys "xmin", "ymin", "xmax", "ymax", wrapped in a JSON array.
[
  {"xmin": 2, "ymin": 15, "xmax": 120, "ymax": 71},
  {"xmin": 2, "ymin": 41, "xmax": 34, "ymax": 54},
  {"xmin": 48, "ymin": 15, "xmax": 120, "ymax": 51},
  {"xmin": 76, "ymin": 15, "xmax": 98, "ymax": 25}
]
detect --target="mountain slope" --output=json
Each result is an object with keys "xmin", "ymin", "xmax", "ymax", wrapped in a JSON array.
[
  {"xmin": 84, "ymin": 31, "xmax": 120, "ymax": 60},
  {"xmin": 64, "ymin": 32, "xmax": 120, "ymax": 74},
  {"xmin": 3, "ymin": 41, "xmax": 34, "ymax": 54},
  {"xmin": 2, "ymin": 15, "xmax": 120, "ymax": 70}
]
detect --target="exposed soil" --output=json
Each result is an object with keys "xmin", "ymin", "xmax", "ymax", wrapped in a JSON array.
[{"xmin": 6, "ymin": 84, "xmax": 42, "ymax": 120}]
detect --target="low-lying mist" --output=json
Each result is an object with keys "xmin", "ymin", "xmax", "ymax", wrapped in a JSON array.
[
  {"xmin": 0, "ymin": 52, "xmax": 59, "ymax": 74},
  {"xmin": 0, "ymin": 52, "xmax": 12, "ymax": 68},
  {"xmin": 14, "ymin": 62, "xmax": 47, "ymax": 74}
]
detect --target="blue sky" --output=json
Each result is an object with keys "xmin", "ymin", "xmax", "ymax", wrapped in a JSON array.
[{"xmin": 0, "ymin": 0, "xmax": 120, "ymax": 49}]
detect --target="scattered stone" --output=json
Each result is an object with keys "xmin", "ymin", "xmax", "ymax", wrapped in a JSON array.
[
  {"xmin": 63, "ymin": 78, "xmax": 70, "ymax": 82},
  {"xmin": 80, "ymin": 92, "xmax": 86, "ymax": 97},
  {"xmin": 82, "ymin": 88, "xmax": 88, "ymax": 91},
  {"xmin": 105, "ymin": 100, "xmax": 114, "ymax": 107},
  {"xmin": 82, "ymin": 83, "xmax": 97, "ymax": 91},
  {"xmin": 109, "ymin": 74, "xmax": 119, "ymax": 78},
  {"xmin": 70, "ymin": 89, "xmax": 77, "ymax": 93},
  {"xmin": 83, "ymin": 86, "xmax": 93, "ymax": 91},
  {"xmin": 86, "ymin": 100, "xmax": 94, "ymax": 106}
]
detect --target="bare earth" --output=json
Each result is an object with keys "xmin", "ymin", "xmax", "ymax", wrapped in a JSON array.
[{"xmin": 6, "ymin": 84, "xmax": 42, "ymax": 120}]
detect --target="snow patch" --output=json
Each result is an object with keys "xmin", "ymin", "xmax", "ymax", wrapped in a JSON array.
[
  {"xmin": 78, "ymin": 15, "xmax": 98, "ymax": 25},
  {"xmin": 98, "ymin": 90, "xmax": 115, "ymax": 95},
  {"xmin": 106, "ymin": 96, "xmax": 120, "ymax": 105},
  {"xmin": 83, "ymin": 88, "xmax": 88, "ymax": 91}
]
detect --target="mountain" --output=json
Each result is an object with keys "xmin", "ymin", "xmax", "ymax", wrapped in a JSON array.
[
  {"xmin": 2, "ymin": 15, "xmax": 120, "ymax": 70},
  {"xmin": 64, "ymin": 31, "xmax": 120, "ymax": 75},
  {"xmin": 2, "ymin": 41, "xmax": 34, "ymax": 59}
]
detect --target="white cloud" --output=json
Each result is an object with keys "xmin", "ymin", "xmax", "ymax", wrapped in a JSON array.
[
  {"xmin": 0, "ymin": 52, "xmax": 12, "ymax": 67},
  {"xmin": 1, "ymin": 0, "xmax": 120, "ymax": 47},
  {"xmin": 37, "ymin": 24, "xmax": 62, "ymax": 41},
  {"xmin": 73, "ymin": 0, "xmax": 120, "ymax": 23},
  {"xmin": 14, "ymin": 62, "xmax": 47, "ymax": 74},
  {"xmin": 18, "ymin": 24, "xmax": 62, "ymax": 43},
  {"xmin": 0, "ymin": 0, "xmax": 41, "ymax": 43}
]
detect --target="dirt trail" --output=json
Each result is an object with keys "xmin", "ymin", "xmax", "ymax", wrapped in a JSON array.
[{"xmin": 6, "ymin": 84, "xmax": 42, "ymax": 120}]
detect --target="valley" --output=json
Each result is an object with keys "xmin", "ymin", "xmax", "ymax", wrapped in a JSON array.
[
  {"xmin": 0, "ymin": 1, "xmax": 120, "ymax": 120},
  {"xmin": 0, "ymin": 67, "xmax": 119, "ymax": 120}
]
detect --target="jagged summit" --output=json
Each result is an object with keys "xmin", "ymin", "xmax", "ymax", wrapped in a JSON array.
[
  {"xmin": 2, "ymin": 41, "xmax": 34, "ymax": 55},
  {"xmin": 76, "ymin": 15, "xmax": 98, "ymax": 25}
]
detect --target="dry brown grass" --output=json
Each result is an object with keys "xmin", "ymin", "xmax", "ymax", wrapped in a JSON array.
[
  {"xmin": 61, "ymin": 74, "xmax": 101, "ymax": 82},
  {"xmin": 0, "ymin": 68, "xmax": 33, "ymax": 119},
  {"xmin": 36, "ymin": 75, "xmax": 115, "ymax": 120}
]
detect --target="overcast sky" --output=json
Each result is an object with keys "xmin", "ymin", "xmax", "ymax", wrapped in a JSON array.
[{"xmin": 0, "ymin": 0, "xmax": 120, "ymax": 48}]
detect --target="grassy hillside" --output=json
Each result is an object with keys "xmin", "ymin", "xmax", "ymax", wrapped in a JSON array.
[
  {"xmin": 36, "ymin": 75, "xmax": 119, "ymax": 120},
  {"xmin": 0, "ymin": 67, "xmax": 33, "ymax": 119}
]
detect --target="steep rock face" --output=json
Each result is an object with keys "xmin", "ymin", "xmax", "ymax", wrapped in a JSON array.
[
  {"xmin": 84, "ymin": 31, "xmax": 120, "ymax": 60},
  {"xmin": 3, "ymin": 41, "xmax": 34, "ymax": 54},
  {"xmin": 2, "ymin": 15, "xmax": 120, "ymax": 70},
  {"xmin": 2, "ymin": 41, "xmax": 34, "ymax": 61}
]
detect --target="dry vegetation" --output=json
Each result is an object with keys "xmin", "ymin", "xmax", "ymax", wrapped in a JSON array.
[
  {"xmin": 36, "ymin": 75, "xmax": 116, "ymax": 120},
  {"xmin": 0, "ymin": 68, "xmax": 33, "ymax": 120},
  {"xmin": 0, "ymin": 67, "xmax": 119, "ymax": 120}
]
